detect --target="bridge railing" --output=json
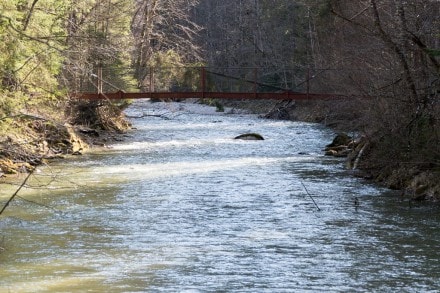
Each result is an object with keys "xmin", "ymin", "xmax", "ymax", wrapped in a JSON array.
[
  {"xmin": 76, "ymin": 66, "xmax": 310, "ymax": 92},
  {"xmin": 74, "ymin": 66, "xmax": 354, "ymax": 100},
  {"xmin": 141, "ymin": 67, "xmax": 292, "ymax": 95}
]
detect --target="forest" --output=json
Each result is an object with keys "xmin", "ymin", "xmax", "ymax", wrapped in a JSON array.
[{"xmin": 0, "ymin": 0, "xmax": 439, "ymax": 198}]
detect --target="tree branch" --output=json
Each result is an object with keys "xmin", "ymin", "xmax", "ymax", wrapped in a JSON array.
[
  {"xmin": 22, "ymin": 0, "xmax": 40, "ymax": 31},
  {"xmin": 0, "ymin": 15, "xmax": 63, "ymax": 53},
  {"xmin": 0, "ymin": 170, "xmax": 34, "ymax": 216},
  {"xmin": 370, "ymin": 0, "xmax": 418, "ymax": 102}
]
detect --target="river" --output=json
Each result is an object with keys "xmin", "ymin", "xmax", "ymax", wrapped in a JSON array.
[{"xmin": 1, "ymin": 101, "xmax": 439, "ymax": 292}]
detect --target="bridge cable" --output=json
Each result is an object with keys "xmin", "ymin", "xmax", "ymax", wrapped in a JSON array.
[{"xmin": 90, "ymin": 73, "xmax": 124, "ymax": 92}]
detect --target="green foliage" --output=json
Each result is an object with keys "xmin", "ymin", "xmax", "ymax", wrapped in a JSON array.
[
  {"xmin": 101, "ymin": 61, "xmax": 138, "ymax": 93},
  {"xmin": 426, "ymin": 48, "xmax": 440, "ymax": 57},
  {"xmin": 215, "ymin": 101, "xmax": 225, "ymax": 112},
  {"xmin": 409, "ymin": 114, "xmax": 438, "ymax": 157},
  {"xmin": 0, "ymin": 91, "xmax": 27, "ymax": 134},
  {"xmin": 0, "ymin": 91, "xmax": 27, "ymax": 117},
  {"xmin": 178, "ymin": 62, "xmax": 206, "ymax": 91},
  {"xmin": 0, "ymin": 0, "xmax": 138, "ymax": 128},
  {"xmin": 63, "ymin": 0, "xmax": 135, "ymax": 93},
  {"xmin": 148, "ymin": 50, "xmax": 193, "ymax": 91},
  {"xmin": 316, "ymin": 0, "xmax": 332, "ymax": 18},
  {"xmin": 0, "ymin": 0, "xmax": 66, "ymax": 93},
  {"xmin": 198, "ymin": 99, "xmax": 224, "ymax": 112},
  {"xmin": 0, "ymin": 0, "xmax": 72, "ymax": 137}
]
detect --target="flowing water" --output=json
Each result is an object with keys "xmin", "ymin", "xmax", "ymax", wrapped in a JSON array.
[{"xmin": 1, "ymin": 101, "xmax": 439, "ymax": 292}]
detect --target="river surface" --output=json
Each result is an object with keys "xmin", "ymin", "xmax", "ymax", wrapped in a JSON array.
[{"xmin": 1, "ymin": 101, "xmax": 440, "ymax": 292}]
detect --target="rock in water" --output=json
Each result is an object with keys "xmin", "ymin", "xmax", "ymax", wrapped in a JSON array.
[
  {"xmin": 326, "ymin": 133, "xmax": 352, "ymax": 148},
  {"xmin": 324, "ymin": 133, "xmax": 353, "ymax": 157},
  {"xmin": 234, "ymin": 133, "xmax": 264, "ymax": 140}
]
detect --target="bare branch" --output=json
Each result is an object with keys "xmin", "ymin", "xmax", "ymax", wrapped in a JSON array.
[
  {"xmin": 0, "ymin": 170, "xmax": 34, "ymax": 216},
  {"xmin": 22, "ymin": 0, "xmax": 40, "ymax": 31}
]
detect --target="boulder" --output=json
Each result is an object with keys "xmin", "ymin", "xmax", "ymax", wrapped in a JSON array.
[
  {"xmin": 325, "ymin": 133, "xmax": 354, "ymax": 158},
  {"xmin": 326, "ymin": 133, "xmax": 353, "ymax": 148}
]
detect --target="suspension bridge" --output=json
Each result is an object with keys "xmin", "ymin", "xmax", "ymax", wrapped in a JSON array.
[{"xmin": 74, "ymin": 67, "xmax": 344, "ymax": 101}]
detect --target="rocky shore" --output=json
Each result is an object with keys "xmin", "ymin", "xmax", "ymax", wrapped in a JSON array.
[{"xmin": 221, "ymin": 98, "xmax": 440, "ymax": 202}]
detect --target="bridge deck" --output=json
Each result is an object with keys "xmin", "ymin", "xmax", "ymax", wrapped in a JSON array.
[{"xmin": 76, "ymin": 91, "xmax": 342, "ymax": 100}]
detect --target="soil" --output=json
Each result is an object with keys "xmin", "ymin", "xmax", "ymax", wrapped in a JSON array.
[{"xmin": 0, "ymin": 103, "xmax": 130, "ymax": 178}]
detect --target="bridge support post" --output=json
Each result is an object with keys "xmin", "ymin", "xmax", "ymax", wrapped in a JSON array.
[
  {"xmin": 149, "ymin": 67, "xmax": 154, "ymax": 99},
  {"xmin": 254, "ymin": 68, "xmax": 258, "ymax": 99},
  {"xmin": 97, "ymin": 66, "xmax": 103, "ymax": 94},
  {"xmin": 200, "ymin": 67, "xmax": 206, "ymax": 99},
  {"xmin": 306, "ymin": 67, "xmax": 310, "ymax": 99}
]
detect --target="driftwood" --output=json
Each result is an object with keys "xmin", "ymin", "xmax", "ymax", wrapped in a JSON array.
[{"xmin": 125, "ymin": 113, "xmax": 171, "ymax": 119}]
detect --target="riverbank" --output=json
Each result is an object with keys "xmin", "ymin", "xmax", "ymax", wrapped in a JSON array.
[{"xmin": 0, "ymin": 100, "xmax": 130, "ymax": 178}]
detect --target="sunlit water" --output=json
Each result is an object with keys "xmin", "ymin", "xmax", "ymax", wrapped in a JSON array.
[{"xmin": 1, "ymin": 101, "xmax": 440, "ymax": 292}]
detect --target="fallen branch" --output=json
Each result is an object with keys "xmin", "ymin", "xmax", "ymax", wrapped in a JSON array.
[
  {"xmin": 125, "ymin": 113, "xmax": 173, "ymax": 120},
  {"xmin": 301, "ymin": 181, "xmax": 321, "ymax": 211},
  {"xmin": 0, "ymin": 169, "xmax": 34, "ymax": 215}
]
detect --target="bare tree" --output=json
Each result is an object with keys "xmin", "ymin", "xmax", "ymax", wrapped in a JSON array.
[
  {"xmin": 309, "ymin": 0, "xmax": 440, "ymax": 175},
  {"xmin": 62, "ymin": 0, "xmax": 135, "ymax": 92},
  {"xmin": 193, "ymin": 0, "xmax": 310, "ymax": 91},
  {"xmin": 132, "ymin": 0, "xmax": 201, "ymax": 85}
]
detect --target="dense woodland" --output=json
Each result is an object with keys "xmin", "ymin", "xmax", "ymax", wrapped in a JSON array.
[{"xmin": 0, "ymin": 1, "xmax": 439, "ymax": 195}]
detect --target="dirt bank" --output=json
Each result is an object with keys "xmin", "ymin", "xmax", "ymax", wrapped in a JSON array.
[
  {"xmin": 0, "ymin": 100, "xmax": 131, "ymax": 177},
  {"xmin": 0, "ymin": 121, "xmax": 125, "ymax": 177}
]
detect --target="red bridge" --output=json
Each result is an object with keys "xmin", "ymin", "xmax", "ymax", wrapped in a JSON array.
[{"xmin": 75, "ymin": 67, "xmax": 344, "ymax": 101}]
